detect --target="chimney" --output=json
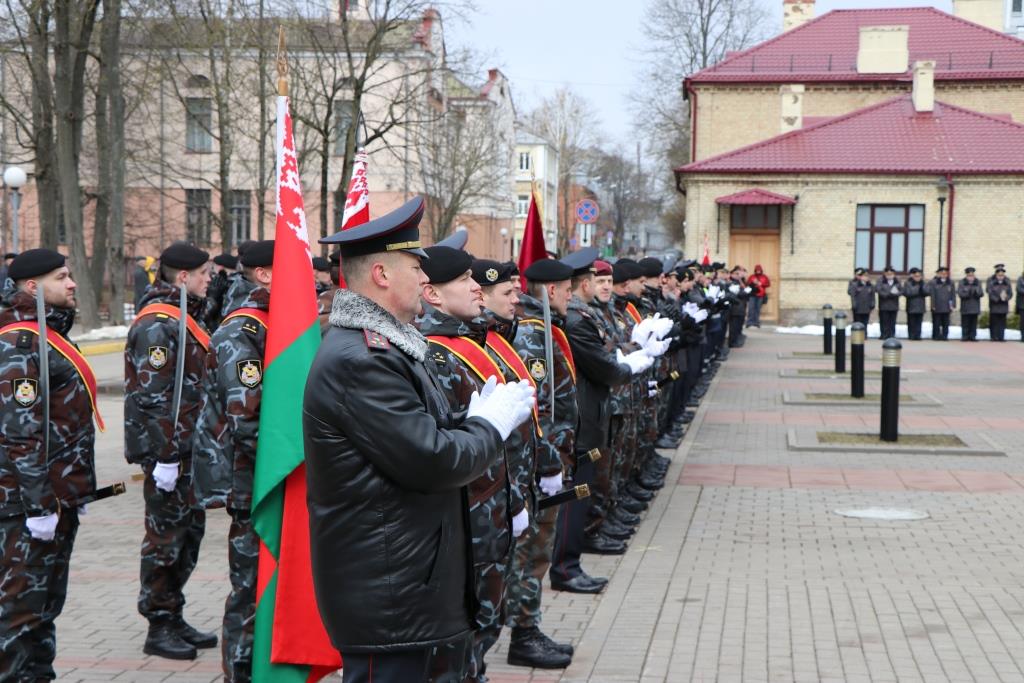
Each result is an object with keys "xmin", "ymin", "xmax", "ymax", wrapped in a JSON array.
[
  {"xmin": 783, "ymin": 0, "xmax": 815, "ymax": 32},
  {"xmin": 952, "ymin": 0, "xmax": 1006, "ymax": 32},
  {"xmin": 912, "ymin": 60, "xmax": 936, "ymax": 113},
  {"xmin": 856, "ymin": 25, "xmax": 909, "ymax": 74},
  {"xmin": 780, "ymin": 84, "xmax": 805, "ymax": 133}
]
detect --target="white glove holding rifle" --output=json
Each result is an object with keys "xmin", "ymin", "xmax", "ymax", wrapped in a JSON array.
[
  {"xmin": 643, "ymin": 336, "xmax": 671, "ymax": 358},
  {"xmin": 466, "ymin": 377, "xmax": 536, "ymax": 441},
  {"xmin": 630, "ymin": 315, "xmax": 657, "ymax": 346},
  {"xmin": 617, "ymin": 348, "xmax": 654, "ymax": 375},
  {"xmin": 650, "ymin": 316, "xmax": 674, "ymax": 340},
  {"xmin": 538, "ymin": 472, "xmax": 562, "ymax": 497}
]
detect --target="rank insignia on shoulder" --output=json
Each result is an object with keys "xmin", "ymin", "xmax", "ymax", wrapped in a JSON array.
[
  {"xmin": 242, "ymin": 323, "xmax": 260, "ymax": 336},
  {"xmin": 431, "ymin": 349, "xmax": 448, "ymax": 365},
  {"xmin": 148, "ymin": 346, "xmax": 168, "ymax": 369},
  {"xmin": 363, "ymin": 329, "xmax": 390, "ymax": 351},
  {"xmin": 529, "ymin": 358, "xmax": 547, "ymax": 381},
  {"xmin": 12, "ymin": 378, "xmax": 38, "ymax": 406},
  {"xmin": 237, "ymin": 359, "xmax": 263, "ymax": 388},
  {"xmin": 16, "ymin": 331, "xmax": 33, "ymax": 349}
]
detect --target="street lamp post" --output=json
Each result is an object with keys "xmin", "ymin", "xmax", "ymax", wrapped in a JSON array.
[
  {"xmin": 936, "ymin": 177, "xmax": 949, "ymax": 269},
  {"xmin": 4, "ymin": 166, "xmax": 27, "ymax": 252}
]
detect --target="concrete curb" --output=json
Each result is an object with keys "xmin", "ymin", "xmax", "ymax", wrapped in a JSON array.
[
  {"xmin": 782, "ymin": 390, "xmax": 942, "ymax": 407},
  {"xmin": 786, "ymin": 427, "xmax": 1006, "ymax": 456}
]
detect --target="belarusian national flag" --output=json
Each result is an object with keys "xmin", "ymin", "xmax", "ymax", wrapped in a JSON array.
[
  {"xmin": 251, "ymin": 94, "xmax": 341, "ymax": 683},
  {"xmin": 341, "ymin": 150, "xmax": 370, "ymax": 229}
]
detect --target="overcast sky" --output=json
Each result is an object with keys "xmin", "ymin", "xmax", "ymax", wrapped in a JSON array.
[{"xmin": 447, "ymin": 0, "xmax": 955, "ymax": 148}]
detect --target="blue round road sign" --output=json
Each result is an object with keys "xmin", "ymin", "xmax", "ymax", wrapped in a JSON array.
[{"xmin": 575, "ymin": 199, "xmax": 600, "ymax": 224}]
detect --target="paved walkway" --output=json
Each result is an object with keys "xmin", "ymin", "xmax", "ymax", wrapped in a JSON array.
[{"xmin": 55, "ymin": 331, "xmax": 1024, "ymax": 681}]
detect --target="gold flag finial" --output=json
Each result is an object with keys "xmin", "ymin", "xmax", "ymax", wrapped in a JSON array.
[{"xmin": 276, "ymin": 27, "xmax": 288, "ymax": 96}]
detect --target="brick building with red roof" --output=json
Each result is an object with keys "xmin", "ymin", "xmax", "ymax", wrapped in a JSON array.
[{"xmin": 674, "ymin": 0, "xmax": 1024, "ymax": 323}]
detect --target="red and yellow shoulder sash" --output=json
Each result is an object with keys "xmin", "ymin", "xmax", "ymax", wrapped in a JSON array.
[
  {"xmin": 484, "ymin": 331, "xmax": 542, "ymax": 436},
  {"xmin": 519, "ymin": 319, "xmax": 576, "ymax": 383},
  {"xmin": 427, "ymin": 335, "xmax": 505, "ymax": 385},
  {"xmin": 134, "ymin": 303, "xmax": 211, "ymax": 352},
  {"xmin": 221, "ymin": 307, "xmax": 269, "ymax": 328},
  {"xmin": 0, "ymin": 322, "xmax": 105, "ymax": 431},
  {"xmin": 624, "ymin": 302, "xmax": 643, "ymax": 325}
]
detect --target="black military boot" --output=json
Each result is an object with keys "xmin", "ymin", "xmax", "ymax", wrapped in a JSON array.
[
  {"xmin": 537, "ymin": 629, "xmax": 575, "ymax": 656},
  {"xmin": 599, "ymin": 519, "xmax": 634, "ymax": 540},
  {"xmin": 655, "ymin": 433, "xmax": 680, "ymax": 449},
  {"xmin": 625, "ymin": 481, "xmax": 655, "ymax": 501},
  {"xmin": 617, "ymin": 495, "xmax": 647, "ymax": 513},
  {"xmin": 173, "ymin": 617, "xmax": 218, "ymax": 649},
  {"xmin": 610, "ymin": 506, "xmax": 641, "ymax": 526},
  {"xmin": 507, "ymin": 626, "xmax": 572, "ymax": 668},
  {"xmin": 144, "ymin": 622, "xmax": 197, "ymax": 660},
  {"xmin": 583, "ymin": 532, "xmax": 627, "ymax": 555}
]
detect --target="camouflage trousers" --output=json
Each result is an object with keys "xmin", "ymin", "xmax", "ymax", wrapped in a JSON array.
[
  {"xmin": 223, "ymin": 509, "xmax": 258, "ymax": 683},
  {"xmin": 138, "ymin": 460, "xmax": 206, "ymax": 624},
  {"xmin": 587, "ymin": 416, "xmax": 622, "ymax": 533},
  {"xmin": 466, "ymin": 491, "xmax": 514, "ymax": 682},
  {"xmin": 0, "ymin": 509, "xmax": 79, "ymax": 682},
  {"xmin": 613, "ymin": 410, "xmax": 638, "ymax": 494},
  {"xmin": 504, "ymin": 499, "xmax": 556, "ymax": 629}
]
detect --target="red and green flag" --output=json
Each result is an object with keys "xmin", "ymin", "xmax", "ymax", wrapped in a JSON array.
[{"xmin": 251, "ymin": 92, "xmax": 342, "ymax": 683}]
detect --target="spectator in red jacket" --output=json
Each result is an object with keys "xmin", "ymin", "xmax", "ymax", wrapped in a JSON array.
[{"xmin": 746, "ymin": 264, "xmax": 771, "ymax": 327}]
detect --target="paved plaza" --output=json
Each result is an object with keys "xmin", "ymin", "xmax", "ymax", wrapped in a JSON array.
[{"xmin": 55, "ymin": 331, "xmax": 1024, "ymax": 682}]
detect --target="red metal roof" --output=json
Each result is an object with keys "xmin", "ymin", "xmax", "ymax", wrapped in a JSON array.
[
  {"xmin": 676, "ymin": 96, "xmax": 1024, "ymax": 175},
  {"xmin": 715, "ymin": 189, "xmax": 797, "ymax": 205},
  {"xmin": 688, "ymin": 7, "xmax": 1024, "ymax": 84}
]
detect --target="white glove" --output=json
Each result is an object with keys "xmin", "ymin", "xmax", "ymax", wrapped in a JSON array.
[
  {"xmin": 728, "ymin": 284, "xmax": 740, "ymax": 294},
  {"xmin": 643, "ymin": 337, "xmax": 671, "ymax": 357},
  {"xmin": 707, "ymin": 285, "xmax": 722, "ymax": 301},
  {"xmin": 693, "ymin": 309, "xmax": 709, "ymax": 323},
  {"xmin": 617, "ymin": 348, "xmax": 654, "ymax": 375},
  {"xmin": 539, "ymin": 472, "xmax": 562, "ymax": 497},
  {"xmin": 630, "ymin": 315, "xmax": 656, "ymax": 346},
  {"xmin": 682, "ymin": 301, "xmax": 701, "ymax": 318},
  {"xmin": 512, "ymin": 508, "xmax": 529, "ymax": 537},
  {"xmin": 26, "ymin": 513, "xmax": 59, "ymax": 541},
  {"xmin": 153, "ymin": 462, "xmax": 180, "ymax": 493},
  {"xmin": 79, "ymin": 504, "xmax": 87, "ymax": 516},
  {"xmin": 650, "ymin": 316, "xmax": 674, "ymax": 340},
  {"xmin": 648, "ymin": 388, "xmax": 659, "ymax": 397},
  {"xmin": 743, "ymin": 287, "xmax": 752, "ymax": 294},
  {"xmin": 466, "ymin": 378, "xmax": 535, "ymax": 441}
]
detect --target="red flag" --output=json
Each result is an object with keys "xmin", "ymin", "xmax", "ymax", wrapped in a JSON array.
[
  {"xmin": 701, "ymin": 233, "xmax": 711, "ymax": 266},
  {"xmin": 341, "ymin": 151, "xmax": 370, "ymax": 229},
  {"xmin": 517, "ymin": 193, "xmax": 547, "ymax": 291}
]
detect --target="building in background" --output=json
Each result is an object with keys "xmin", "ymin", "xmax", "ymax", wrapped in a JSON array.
[{"xmin": 512, "ymin": 128, "xmax": 559, "ymax": 256}]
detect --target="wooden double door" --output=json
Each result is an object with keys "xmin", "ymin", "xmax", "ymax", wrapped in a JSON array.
[{"xmin": 729, "ymin": 230, "xmax": 780, "ymax": 322}]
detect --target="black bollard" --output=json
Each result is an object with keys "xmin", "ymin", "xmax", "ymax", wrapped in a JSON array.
[
  {"xmin": 880, "ymin": 338, "xmax": 902, "ymax": 442},
  {"xmin": 823, "ymin": 304, "xmax": 834, "ymax": 355},
  {"xmin": 834, "ymin": 311, "xmax": 847, "ymax": 373},
  {"xmin": 850, "ymin": 322, "xmax": 865, "ymax": 398}
]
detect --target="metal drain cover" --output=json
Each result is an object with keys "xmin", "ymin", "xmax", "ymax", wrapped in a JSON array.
[{"xmin": 834, "ymin": 507, "xmax": 930, "ymax": 521}]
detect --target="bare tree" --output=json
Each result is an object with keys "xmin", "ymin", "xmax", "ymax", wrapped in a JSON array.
[
  {"xmin": 588, "ymin": 147, "xmax": 657, "ymax": 255},
  {"xmin": 416, "ymin": 90, "xmax": 511, "ymax": 244},
  {"xmin": 525, "ymin": 87, "xmax": 600, "ymax": 254}
]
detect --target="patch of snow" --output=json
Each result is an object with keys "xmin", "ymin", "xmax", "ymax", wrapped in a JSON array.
[
  {"xmin": 834, "ymin": 508, "xmax": 930, "ymax": 521},
  {"xmin": 72, "ymin": 325, "xmax": 130, "ymax": 342},
  {"xmin": 776, "ymin": 322, "xmax": 1021, "ymax": 341}
]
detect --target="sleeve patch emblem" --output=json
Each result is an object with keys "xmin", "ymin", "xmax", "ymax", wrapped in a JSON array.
[
  {"xmin": 148, "ymin": 346, "xmax": 168, "ymax": 369},
  {"xmin": 529, "ymin": 358, "xmax": 547, "ymax": 381},
  {"xmin": 236, "ymin": 359, "xmax": 263, "ymax": 388},
  {"xmin": 12, "ymin": 378, "xmax": 38, "ymax": 406}
]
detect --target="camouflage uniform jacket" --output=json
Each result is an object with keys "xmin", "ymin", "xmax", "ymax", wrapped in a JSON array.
[
  {"xmin": 591, "ymin": 300, "xmax": 632, "ymax": 416},
  {"xmin": 125, "ymin": 281, "xmax": 210, "ymax": 465},
  {"xmin": 193, "ymin": 278, "xmax": 267, "ymax": 511},
  {"xmin": 515, "ymin": 293, "xmax": 577, "ymax": 475},
  {"xmin": 317, "ymin": 286, "xmax": 337, "ymax": 334},
  {"xmin": 417, "ymin": 305, "xmax": 513, "ymax": 563},
  {"xmin": 612, "ymin": 294, "xmax": 645, "ymax": 410},
  {"xmin": 0, "ymin": 283, "xmax": 96, "ymax": 517},
  {"xmin": 483, "ymin": 309, "xmax": 534, "ymax": 516}
]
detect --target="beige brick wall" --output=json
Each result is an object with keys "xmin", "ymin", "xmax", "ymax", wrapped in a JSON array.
[
  {"xmin": 692, "ymin": 81, "xmax": 1024, "ymax": 161},
  {"xmin": 678, "ymin": 173, "xmax": 1024, "ymax": 322}
]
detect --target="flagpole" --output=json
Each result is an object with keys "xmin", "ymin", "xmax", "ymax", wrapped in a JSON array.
[{"xmin": 276, "ymin": 27, "xmax": 288, "ymax": 97}]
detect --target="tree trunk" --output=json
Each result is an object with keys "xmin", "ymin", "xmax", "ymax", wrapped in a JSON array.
[
  {"xmin": 101, "ymin": 0, "xmax": 125, "ymax": 324},
  {"xmin": 53, "ymin": 0, "xmax": 100, "ymax": 328},
  {"xmin": 28, "ymin": 0, "xmax": 59, "ymax": 248},
  {"xmin": 255, "ymin": 0, "xmax": 267, "ymax": 240},
  {"xmin": 319, "ymin": 106, "xmax": 331, "ymax": 256}
]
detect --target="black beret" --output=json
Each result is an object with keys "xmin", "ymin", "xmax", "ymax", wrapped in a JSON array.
[
  {"xmin": 312, "ymin": 256, "xmax": 330, "ymax": 272},
  {"xmin": 965, "ymin": 266, "xmax": 976, "ymax": 274},
  {"xmin": 160, "ymin": 242, "xmax": 209, "ymax": 271},
  {"xmin": 236, "ymin": 240, "xmax": 256, "ymax": 256},
  {"xmin": 329, "ymin": 250, "xmax": 341, "ymax": 265},
  {"xmin": 506, "ymin": 261, "xmax": 520, "ymax": 276},
  {"xmin": 471, "ymin": 259, "xmax": 513, "ymax": 286},
  {"xmin": 320, "ymin": 197, "xmax": 428, "ymax": 258},
  {"xmin": 710, "ymin": 261, "xmax": 725, "ymax": 270},
  {"xmin": 213, "ymin": 253, "xmax": 238, "ymax": 269},
  {"xmin": 561, "ymin": 247, "xmax": 599, "ymax": 277},
  {"xmin": 523, "ymin": 258, "xmax": 573, "ymax": 283},
  {"xmin": 435, "ymin": 230, "xmax": 469, "ymax": 251},
  {"xmin": 3, "ymin": 252, "xmax": 17, "ymax": 260},
  {"xmin": 638, "ymin": 257, "xmax": 663, "ymax": 278},
  {"xmin": 241, "ymin": 240, "xmax": 275, "ymax": 268},
  {"xmin": 422, "ymin": 246, "xmax": 473, "ymax": 285},
  {"xmin": 8, "ymin": 248, "xmax": 65, "ymax": 280},
  {"xmin": 612, "ymin": 260, "xmax": 641, "ymax": 284}
]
